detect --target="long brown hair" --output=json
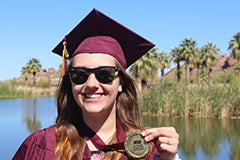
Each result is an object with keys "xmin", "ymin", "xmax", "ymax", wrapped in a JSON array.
[{"xmin": 54, "ymin": 60, "xmax": 143, "ymax": 159}]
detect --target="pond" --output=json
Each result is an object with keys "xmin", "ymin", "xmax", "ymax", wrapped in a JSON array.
[{"xmin": 0, "ymin": 97, "xmax": 239, "ymax": 159}]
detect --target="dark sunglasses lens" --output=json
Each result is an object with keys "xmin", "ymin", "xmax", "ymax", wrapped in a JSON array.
[
  {"xmin": 95, "ymin": 67, "xmax": 116, "ymax": 83},
  {"xmin": 70, "ymin": 70, "xmax": 88, "ymax": 84}
]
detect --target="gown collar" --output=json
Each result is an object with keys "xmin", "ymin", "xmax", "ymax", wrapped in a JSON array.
[{"xmin": 82, "ymin": 119, "xmax": 126, "ymax": 159}]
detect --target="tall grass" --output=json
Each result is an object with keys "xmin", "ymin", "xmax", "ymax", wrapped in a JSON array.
[
  {"xmin": 141, "ymin": 83, "xmax": 240, "ymax": 118},
  {"xmin": 0, "ymin": 78, "xmax": 57, "ymax": 99},
  {"xmin": 0, "ymin": 80, "xmax": 32, "ymax": 98}
]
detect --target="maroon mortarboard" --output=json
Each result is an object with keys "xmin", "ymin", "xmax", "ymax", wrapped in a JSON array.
[{"xmin": 52, "ymin": 8, "xmax": 155, "ymax": 70}]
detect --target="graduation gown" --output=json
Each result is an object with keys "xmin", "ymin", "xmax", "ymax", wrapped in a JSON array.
[
  {"xmin": 12, "ymin": 125, "xmax": 55, "ymax": 160},
  {"xmin": 12, "ymin": 125, "xmax": 162, "ymax": 160}
]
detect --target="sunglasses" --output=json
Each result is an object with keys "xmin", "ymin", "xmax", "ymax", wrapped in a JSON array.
[{"xmin": 68, "ymin": 66, "xmax": 119, "ymax": 84}]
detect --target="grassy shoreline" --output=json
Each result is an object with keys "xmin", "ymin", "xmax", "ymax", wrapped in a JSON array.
[
  {"xmin": 0, "ymin": 78, "xmax": 58, "ymax": 99},
  {"xmin": 141, "ymin": 83, "xmax": 240, "ymax": 119},
  {"xmin": 1, "ymin": 78, "xmax": 240, "ymax": 119}
]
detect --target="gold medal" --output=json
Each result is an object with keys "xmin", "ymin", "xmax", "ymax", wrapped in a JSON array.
[{"xmin": 124, "ymin": 132, "xmax": 151, "ymax": 158}]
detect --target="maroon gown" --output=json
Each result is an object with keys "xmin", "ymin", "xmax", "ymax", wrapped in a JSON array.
[{"xmin": 13, "ymin": 125, "xmax": 161, "ymax": 160}]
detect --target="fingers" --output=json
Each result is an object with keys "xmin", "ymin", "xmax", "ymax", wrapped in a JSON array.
[
  {"xmin": 158, "ymin": 136, "xmax": 179, "ymax": 146},
  {"xmin": 141, "ymin": 127, "xmax": 179, "ymax": 159},
  {"xmin": 142, "ymin": 127, "xmax": 179, "ymax": 142},
  {"xmin": 157, "ymin": 136, "xmax": 179, "ymax": 153}
]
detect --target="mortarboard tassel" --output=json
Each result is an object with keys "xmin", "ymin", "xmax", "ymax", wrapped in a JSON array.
[{"xmin": 62, "ymin": 41, "xmax": 69, "ymax": 76}]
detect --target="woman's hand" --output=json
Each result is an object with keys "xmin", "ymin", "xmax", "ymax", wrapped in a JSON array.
[{"xmin": 142, "ymin": 127, "xmax": 179, "ymax": 160}]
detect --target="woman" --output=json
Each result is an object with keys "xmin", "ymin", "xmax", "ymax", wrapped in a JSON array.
[{"xmin": 13, "ymin": 8, "xmax": 179, "ymax": 160}]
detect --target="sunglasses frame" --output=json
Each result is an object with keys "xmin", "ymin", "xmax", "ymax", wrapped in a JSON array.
[{"xmin": 67, "ymin": 66, "xmax": 119, "ymax": 84}]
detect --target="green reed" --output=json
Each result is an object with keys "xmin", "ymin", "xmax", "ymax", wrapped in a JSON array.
[
  {"xmin": 0, "ymin": 79, "xmax": 56, "ymax": 99},
  {"xmin": 141, "ymin": 83, "xmax": 240, "ymax": 118},
  {"xmin": 0, "ymin": 80, "xmax": 32, "ymax": 98}
]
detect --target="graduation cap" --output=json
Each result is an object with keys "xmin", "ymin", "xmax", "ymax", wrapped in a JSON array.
[{"xmin": 52, "ymin": 8, "xmax": 155, "ymax": 74}]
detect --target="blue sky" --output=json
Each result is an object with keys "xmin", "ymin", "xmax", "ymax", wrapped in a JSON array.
[{"xmin": 0, "ymin": 0, "xmax": 239, "ymax": 81}]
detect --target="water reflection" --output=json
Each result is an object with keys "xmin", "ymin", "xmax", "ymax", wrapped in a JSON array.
[
  {"xmin": 0, "ymin": 97, "xmax": 57, "ymax": 160},
  {"xmin": 141, "ymin": 115, "xmax": 240, "ymax": 160},
  {"xmin": 23, "ymin": 98, "xmax": 41, "ymax": 132},
  {"xmin": 0, "ymin": 97, "xmax": 239, "ymax": 160}
]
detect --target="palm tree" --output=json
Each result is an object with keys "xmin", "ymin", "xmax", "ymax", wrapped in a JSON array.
[
  {"xmin": 170, "ymin": 46, "xmax": 184, "ymax": 83},
  {"xmin": 21, "ymin": 66, "xmax": 30, "ymax": 81},
  {"xmin": 147, "ymin": 48, "xmax": 160, "ymax": 81},
  {"xmin": 234, "ymin": 61, "xmax": 240, "ymax": 75},
  {"xmin": 156, "ymin": 51, "xmax": 170, "ymax": 83},
  {"xmin": 228, "ymin": 32, "xmax": 240, "ymax": 60},
  {"xmin": 201, "ymin": 42, "xmax": 220, "ymax": 85},
  {"xmin": 25, "ymin": 58, "xmax": 42, "ymax": 85},
  {"xmin": 192, "ymin": 47, "xmax": 203, "ymax": 85},
  {"xmin": 180, "ymin": 38, "xmax": 197, "ymax": 85},
  {"xmin": 129, "ymin": 48, "xmax": 158, "ymax": 90}
]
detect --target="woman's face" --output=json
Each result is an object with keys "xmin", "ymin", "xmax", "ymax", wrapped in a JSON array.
[{"xmin": 70, "ymin": 53, "xmax": 123, "ymax": 118}]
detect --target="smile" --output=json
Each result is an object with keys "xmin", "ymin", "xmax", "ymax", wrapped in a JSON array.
[{"xmin": 84, "ymin": 93, "xmax": 103, "ymax": 98}]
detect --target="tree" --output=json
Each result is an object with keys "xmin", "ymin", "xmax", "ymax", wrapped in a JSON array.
[
  {"xmin": 22, "ymin": 58, "xmax": 42, "ymax": 85},
  {"xmin": 234, "ymin": 61, "xmax": 240, "ymax": 75},
  {"xmin": 156, "ymin": 51, "xmax": 170, "ymax": 83},
  {"xmin": 201, "ymin": 42, "xmax": 220, "ymax": 85},
  {"xmin": 180, "ymin": 38, "xmax": 197, "ymax": 85},
  {"xmin": 21, "ymin": 66, "xmax": 30, "ymax": 81},
  {"xmin": 228, "ymin": 32, "xmax": 240, "ymax": 60},
  {"xmin": 129, "ymin": 48, "xmax": 158, "ymax": 90},
  {"xmin": 192, "ymin": 47, "xmax": 203, "ymax": 85},
  {"xmin": 170, "ymin": 46, "xmax": 184, "ymax": 83}
]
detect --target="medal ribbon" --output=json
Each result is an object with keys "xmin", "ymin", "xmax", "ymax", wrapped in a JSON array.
[{"xmin": 82, "ymin": 119, "xmax": 127, "ymax": 159}]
